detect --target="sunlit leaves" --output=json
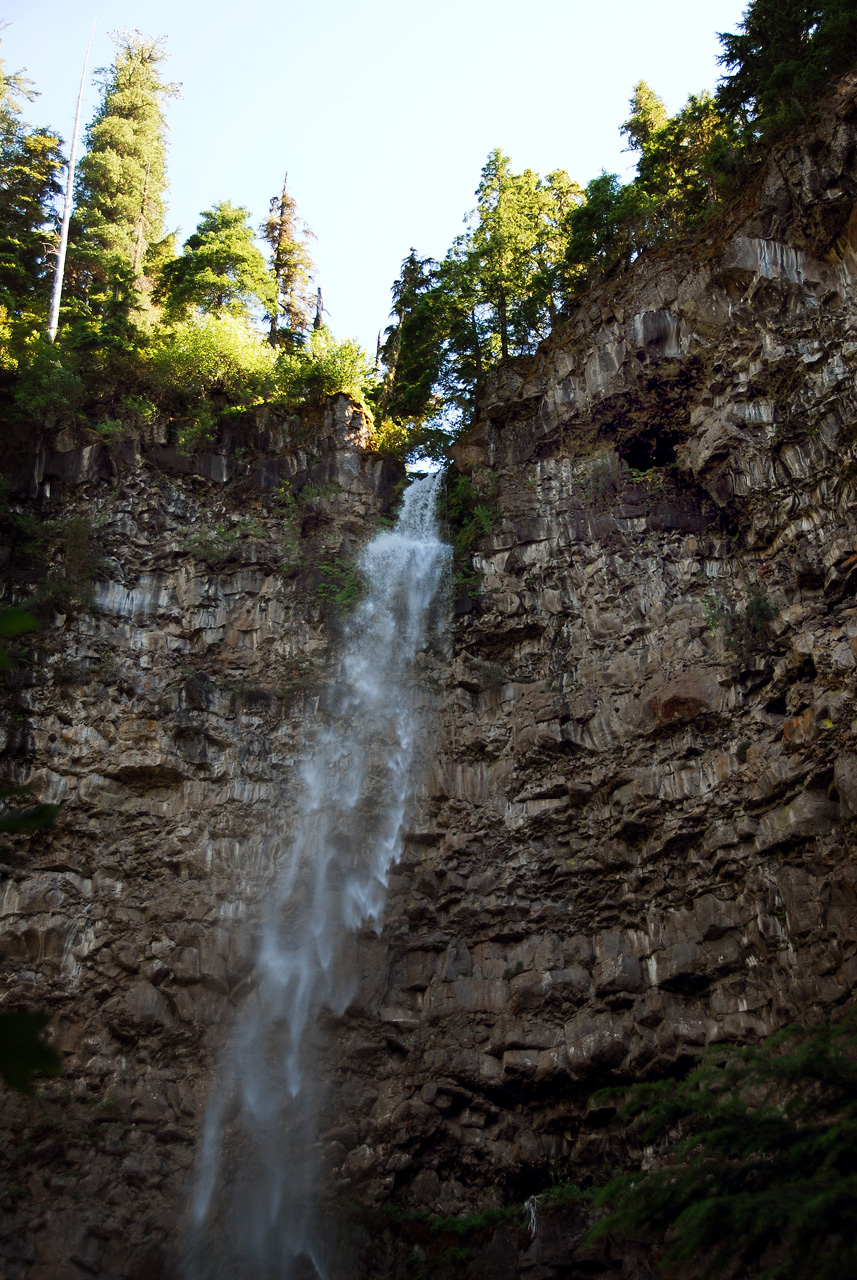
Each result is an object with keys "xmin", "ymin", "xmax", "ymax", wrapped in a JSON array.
[{"xmin": 155, "ymin": 202, "xmax": 277, "ymax": 321}]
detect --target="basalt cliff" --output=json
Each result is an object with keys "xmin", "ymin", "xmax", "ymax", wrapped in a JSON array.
[{"xmin": 2, "ymin": 74, "xmax": 857, "ymax": 1280}]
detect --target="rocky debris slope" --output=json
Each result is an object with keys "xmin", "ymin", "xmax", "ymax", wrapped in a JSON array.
[{"xmin": 0, "ymin": 397, "xmax": 398, "ymax": 1280}]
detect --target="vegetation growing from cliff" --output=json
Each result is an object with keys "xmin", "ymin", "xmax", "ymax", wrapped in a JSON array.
[
  {"xmin": 377, "ymin": 0, "xmax": 857, "ymax": 450},
  {"xmin": 0, "ymin": 30, "xmax": 379, "ymax": 458},
  {"xmin": 588, "ymin": 1014, "xmax": 857, "ymax": 1280},
  {"xmin": 718, "ymin": 0, "xmax": 857, "ymax": 140},
  {"xmin": 703, "ymin": 584, "xmax": 778, "ymax": 664},
  {"xmin": 438, "ymin": 469, "xmax": 499, "ymax": 591},
  {"xmin": 360, "ymin": 1202, "xmax": 530, "ymax": 1279},
  {"xmin": 2, "ymin": 2, "xmax": 854, "ymax": 464}
]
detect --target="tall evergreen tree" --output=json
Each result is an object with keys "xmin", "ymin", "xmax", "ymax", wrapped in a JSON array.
[
  {"xmin": 380, "ymin": 154, "xmax": 584, "ymax": 438},
  {"xmin": 0, "ymin": 38, "xmax": 62, "ymax": 317},
  {"xmin": 155, "ymin": 202, "xmax": 277, "ymax": 320},
  {"xmin": 0, "ymin": 128, "xmax": 63, "ymax": 313},
  {"xmin": 70, "ymin": 31, "xmax": 178, "ymax": 311},
  {"xmin": 620, "ymin": 81, "xmax": 668, "ymax": 152},
  {"xmin": 470, "ymin": 149, "xmax": 549, "ymax": 359},
  {"xmin": 262, "ymin": 173, "xmax": 315, "ymax": 346},
  {"xmin": 634, "ymin": 92, "xmax": 736, "ymax": 236},
  {"xmin": 718, "ymin": 0, "xmax": 857, "ymax": 136},
  {"xmin": 377, "ymin": 250, "xmax": 442, "ymax": 424}
]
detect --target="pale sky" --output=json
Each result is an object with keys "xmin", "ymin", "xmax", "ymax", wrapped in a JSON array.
[{"xmin": 6, "ymin": 0, "xmax": 747, "ymax": 351}]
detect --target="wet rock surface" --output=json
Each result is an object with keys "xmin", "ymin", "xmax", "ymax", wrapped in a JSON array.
[{"xmin": 3, "ymin": 80, "xmax": 857, "ymax": 1280}]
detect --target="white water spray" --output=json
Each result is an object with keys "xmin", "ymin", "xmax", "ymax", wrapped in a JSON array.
[{"xmin": 185, "ymin": 472, "xmax": 450, "ymax": 1280}]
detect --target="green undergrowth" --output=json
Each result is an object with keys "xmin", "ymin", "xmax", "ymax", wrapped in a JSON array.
[
  {"xmin": 359, "ymin": 1203, "xmax": 528, "ymax": 1280},
  {"xmin": 438, "ymin": 469, "xmax": 499, "ymax": 592},
  {"xmin": 703, "ymin": 583, "xmax": 777, "ymax": 664},
  {"xmin": 0, "ymin": 491, "xmax": 103, "ymax": 613},
  {"xmin": 357, "ymin": 1184, "xmax": 597, "ymax": 1280},
  {"xmin": 317, "ymin": 556, "xmax": 363, "ymax": 613},
  {"xmin": 587, "ymin": 1014, "xmax": 857, "ymax": 1280}
]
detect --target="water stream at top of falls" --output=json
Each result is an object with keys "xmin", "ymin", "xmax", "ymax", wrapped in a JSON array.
[{"xmin": 184, "ymin": 471, "xmax": 451, "ymax": 1280}]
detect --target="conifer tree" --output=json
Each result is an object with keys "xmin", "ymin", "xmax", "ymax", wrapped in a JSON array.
[
  {"xmin": 262, "ymin": 173, "xmax": 315, "ymax": 346},
  {"xmin": 155, "ymin": 202, "xmax": 277, "ymax": 320},
  {"xmin": 717, "ymin": 0, "xmax": 857, "ymax": 137},
  {"xmin": 0, "ymin": 39, "xmax": 62, "ymax": 316},
  {"xmin": 470, "ymin": 149, "xmax": 538, "ymax": 360},
  {"xmin": 378, "ymin": 250, "xmax": 443, "ymax": 423},
  {"xmin": 71, "ymin": 30, "xmax": 178, "ymax": 311},
  {"xmin": 620, "ymin": 81, "xmax": 668, "ymax": 152}
]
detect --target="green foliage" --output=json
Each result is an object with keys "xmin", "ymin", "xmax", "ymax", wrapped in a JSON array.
[
  {"xmin": 440, "ymin": 469, "xmax": 498, "ymax": 589},
  {"xmin": 0, "ymin": 506, "xmax": 101, "ymax": 612},
  {"xmin": 0, "ymin": 127, "xmax": 63, "ymax": 314},
  {"xmin": 378, "ymin": 250, "xmax": 444, "ymax": 426},
  {"xmin": 299, "ymin": 481, "xmax": 338, "ymax": 506},
  {"xmin": 70, "ymin": 31, "xmax": 178, "ymax": 317},
  {"xmin": 156, "ymin": 201, "xmax": 277, "ymax": 320},
  {"xmin": 563, "ymin": 172, "xmax": 630, "ymax": 282},
  {"xmin": 0, "ymin": 34, "xmax": 62, "ymax": 320},
  {"xmin": 147, "ymin": 312, "xmax": 278, "ymax": 407},
  {"xmin": 537, "ymin": 1181, "xmax": 594, "ymax": 1210},
  {"xmin": 135, "ymin": 318, "xmax": 376, "ymax": 453},
  {"xmin": 621, "ymin": 81, "xmax": 669, "ymax": 151},
  {"xmin": 380, "ymin": 0, "xmax": 856, "ymax": 449},
  {"xmin": 563, "ymin": 90, "xmax": 738, "ymax": 285},
  {"xmin": 589, "ymin": 1015, "xmax": 857, "ymax": 1280},
  {"xmin": 316, "ymin": 556, "xmax": 363, "ymax": 612},
  {"xmin": 181, "ymin": 524, "xmax": 240, "ymax": 565},
  {"xmin": 3, "ymin": 330, "xmax": 86, "ymax": 427},
  {"xmin": 271, "ymin": 482, "xmax": 300, "ymax": 540},
  {"xmin": 469, "ymin": 149, "xmax": 580, "ymax": 359},
  {"xmin": 276, "ymin": 326, "xmax": 378, "ymax": 407},
  {"xmin": 718, "ymin": 0, "xmax": 857, "ymax": 141},
  {"xmin": 704, "ymin": 584, "xmax": 777, "ymax": 663},
  {"xmin": 380, "ymin": 161, "xmax": 583, "ymax": 442},
  {"xmin": 365, "ymin": 1202, "xmax": 527, "ymax": 1279},
  {"xmin": 294, "ymin": 326, "xmax": 378, "ymax": 402},
  {"xmin": 628, "ymin": 466, "xmax": 665, "ymax": 494},
  {"xmin": 262, "ymin": 174, "xmax": 315, "ymax": 344},
  {"xmin": 0, "ymin": 603, "xmax": 39, "ymax": 666}
]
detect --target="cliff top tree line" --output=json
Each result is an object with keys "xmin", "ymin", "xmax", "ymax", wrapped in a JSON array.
[{"xmin": 0, "ymin": 0, "xmax": 854, "ymax": 460}]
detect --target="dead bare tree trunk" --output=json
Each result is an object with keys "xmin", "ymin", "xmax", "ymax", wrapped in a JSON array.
[{"xmin": 47, "ymin": 22, "xmax": 95, "ymax": 343}]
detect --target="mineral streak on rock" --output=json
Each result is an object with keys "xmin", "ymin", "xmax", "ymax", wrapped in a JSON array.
[{"xmin": 3, "ymin": 75, "xmax": 857, "ymax": 1280}]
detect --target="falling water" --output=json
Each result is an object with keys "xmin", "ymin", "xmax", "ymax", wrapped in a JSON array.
[{"xmin": 184, "ymin": 471, "xmax": 450, "ymax": 1280}]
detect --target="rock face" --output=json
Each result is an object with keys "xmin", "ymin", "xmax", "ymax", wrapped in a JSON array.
[
  {"xmin": 321, "ymin": 76, "xmax": 857, "ymax": 1276},
  {"xmin": 2, "ymin": 76, "xmax": 857, "ymax": 1280},
  {"xmin": 0, "ymin": 398, "xmax": 400, "ymax": 1279}
]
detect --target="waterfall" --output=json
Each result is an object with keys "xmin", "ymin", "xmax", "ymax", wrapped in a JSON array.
[{"xmin": 184, "ymin": 471, "xmax": 450, "ymax": 1280}]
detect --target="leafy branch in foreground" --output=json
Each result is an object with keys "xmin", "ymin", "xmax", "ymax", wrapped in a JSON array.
[{"xmin": 588, "ymin": 1015, "xmax": 857, "ymax": 1279}]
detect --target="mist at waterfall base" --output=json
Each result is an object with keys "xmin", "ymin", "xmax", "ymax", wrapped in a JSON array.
[{"xmin": 183, "ymin": 472, "xmax": 451, "ymax": 1280}]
